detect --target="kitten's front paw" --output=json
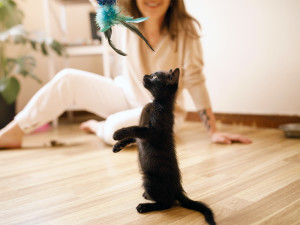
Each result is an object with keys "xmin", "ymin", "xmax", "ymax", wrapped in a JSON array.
[
  {"xmin": 112, "ymin": 145, "xmax": 122, "ymax": 153},
  {"xmin": 113, "ymin": 128, "xmax": 127, "ymax": 140}
]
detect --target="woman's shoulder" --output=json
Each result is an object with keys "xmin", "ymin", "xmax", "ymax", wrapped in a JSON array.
[{"xmin": 177, "ymin": 19, "xmax": 201, "ymax": 43}]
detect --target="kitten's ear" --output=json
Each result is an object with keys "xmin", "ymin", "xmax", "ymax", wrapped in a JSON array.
[
  {"xmin": 169, "ymin": 68, "xmax": 180, "ymax": 85},
  {"xmin": 169, "ymin": 69, "xmax": 173, "ymax": 73}
]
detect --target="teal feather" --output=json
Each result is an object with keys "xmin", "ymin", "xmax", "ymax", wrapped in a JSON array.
[
  {"xmin": 119, "ymin": 21, "xmax": 154, "ymax": 52},
  {"xmin": 104, "ymin": 29, "xmax": 127, "ymax": 56},
  {"xmin": 95, "ymin": 5, "xmax": 154, "ymax": 56},
  {"xmin": 124, "ymin": 17, "xmax": 149, "ymax": 23},
  {"xmin": 97, "ymin": 0, "xmax": 116, "ymax": 6},
  {"xmin": 96, "ymin": 6, "xmax": 119, "ymax": 32}
]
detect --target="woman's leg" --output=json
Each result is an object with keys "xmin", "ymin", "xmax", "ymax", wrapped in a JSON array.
[
  {"xmin": 94, "ymin": 107, "xmax": 143, "ymax": 145},
  {"xmin": 0, "ymin": 121, "xmax": 24, "ymax": 148},
  {"xmin": 0, "ymin": 68, "xmax": 130, "ymax": 148}
]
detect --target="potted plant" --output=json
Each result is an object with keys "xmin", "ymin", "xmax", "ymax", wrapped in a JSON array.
[{"xmin": 0, "ymin": 0, "xmax": 65, "ymax": 128}]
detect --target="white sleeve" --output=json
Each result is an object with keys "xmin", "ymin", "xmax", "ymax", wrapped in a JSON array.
[{"xmin": 182, "ymin": 35, "xmax": 211, "ymax": 111}]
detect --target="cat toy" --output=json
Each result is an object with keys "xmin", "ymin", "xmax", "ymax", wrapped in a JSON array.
[{"xmin": 95, "ymin": 0, "xmax": 154, "ymax": 56}]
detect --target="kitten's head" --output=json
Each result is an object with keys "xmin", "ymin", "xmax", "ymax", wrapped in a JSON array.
[{"xmin": 143, "ymin": 68, "xmax": 180, "ymax": 99}]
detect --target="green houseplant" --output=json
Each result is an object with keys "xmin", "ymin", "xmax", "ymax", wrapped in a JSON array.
[{"xmin": 0, "ymin": 0, "xmax": 65, "ymax": 128}]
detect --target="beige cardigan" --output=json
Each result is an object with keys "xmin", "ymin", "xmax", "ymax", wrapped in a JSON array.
[{"xmin": 118, "ymin": 28, "xmax": 211, "ymax": 128}]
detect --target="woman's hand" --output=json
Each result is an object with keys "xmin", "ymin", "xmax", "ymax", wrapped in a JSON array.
[
  {"xmin": 198, "ymin": 108, "xmax": 252, "ymax": 144},
  {"xmin": 210, "ymin": 132, "xmax": 252, "ymax": 144}
]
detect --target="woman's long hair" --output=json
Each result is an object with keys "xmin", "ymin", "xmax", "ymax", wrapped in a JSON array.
[{"xmin": 120, "ymin": 0, "xmax": 201, "ymax": 42}]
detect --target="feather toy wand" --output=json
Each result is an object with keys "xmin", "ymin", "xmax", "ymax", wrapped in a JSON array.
[{"xmin": 95, "ymin": 0, "xmax": 154, "ymax": 56}]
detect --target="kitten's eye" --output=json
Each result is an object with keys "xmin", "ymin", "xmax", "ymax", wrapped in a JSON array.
[{"xmin": 151, "ymin": 75, "xmax": 158, "ymax": 80}]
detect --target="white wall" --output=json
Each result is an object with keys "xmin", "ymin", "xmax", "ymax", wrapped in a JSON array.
[{"xmin": 185, "ymin": 0, "xmax": 300, "ymax": 116}]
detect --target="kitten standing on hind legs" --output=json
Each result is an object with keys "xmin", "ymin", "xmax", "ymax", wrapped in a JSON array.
[{"xmin": 113, "ymin": 68, "xmax": 216, "ymax": 225}]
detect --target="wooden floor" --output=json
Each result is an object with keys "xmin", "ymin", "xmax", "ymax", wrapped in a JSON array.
[{"xmin": 0, "ymin": 121, "xmax": 300, "ymax": 225}]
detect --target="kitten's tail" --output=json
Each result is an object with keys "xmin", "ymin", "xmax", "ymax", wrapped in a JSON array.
[{"xmin": 177, "ymin": 192, "xmax": 216, "ymax": 225}]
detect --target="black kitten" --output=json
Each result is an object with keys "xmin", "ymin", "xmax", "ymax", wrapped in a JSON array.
[{"xmin": 112, "ymin": 68, "xmax": 216, "ymax": 225}]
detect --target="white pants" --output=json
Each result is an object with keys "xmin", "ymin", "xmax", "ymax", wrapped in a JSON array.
[{"xmin": 15, "ymin": 68, "xmax": 143, "ymax": 145}]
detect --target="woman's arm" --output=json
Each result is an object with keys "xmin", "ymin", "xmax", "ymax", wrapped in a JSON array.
[
  {"xmin": 181, "ymin": 31, "xmax": 251, "ymax": 144},
  {"xmin": 198, "ymin": 108, "xmax": 217, "ymax": 135},
  {"xmin": 198, "ymin": 108, "xmax": 252, "ymax": 144}
]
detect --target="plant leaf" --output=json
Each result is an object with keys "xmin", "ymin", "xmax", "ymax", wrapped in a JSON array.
[
  {"xmin": 0, "ymin": 76, "xmax": 20, "ymax": 104},
  {"xmin": 26, "ymin": 71, "xmax": 42, "ymax": 83},
  {"xmin": 30, "ymin": 40, "xmax": 37, "ymax": 50},
  {"xmin": 13, "ymin": 34, "xmax": 27, "ymax": 44},
  {"xmin": 5, "ymin": 58, "xmax": 17, "ymax": 75},
  {"xmin": 0, "ymin": 0, "xmax": 23, "ymax": 31},
  {"xmin": 50, "ymin": 40, "xmax": 63, "ymax": 56},
  {"xmin": 41, "ymin": 41, "xmax": 48, "ymax": 55},
  {"xmin": 6, "ymin": 56, "xmax": 41, "ymax": 83}
]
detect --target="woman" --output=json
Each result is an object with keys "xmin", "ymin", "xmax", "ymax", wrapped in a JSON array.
[{"xmin": 0, "ymin": 0, "xmax": 251, "ymax": 148}]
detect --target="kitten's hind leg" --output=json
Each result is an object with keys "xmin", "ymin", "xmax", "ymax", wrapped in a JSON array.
[
  {"xmin": 136, "ymin": 202, "xmax": 172, "ymax": 213},
  {"xmin": 112, "ymin": 138, "xmax": 135, "ymax": 153}
]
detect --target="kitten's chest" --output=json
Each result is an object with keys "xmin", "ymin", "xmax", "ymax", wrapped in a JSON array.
[{"xmin": 140, "ymin": 103, "xmax": 165, "ymax": 127}]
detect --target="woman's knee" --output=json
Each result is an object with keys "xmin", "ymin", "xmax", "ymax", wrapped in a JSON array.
[
  {"xmin": 50, "ymin": 68, "xmax": 86, "ymax": 93},
  {"xmin": 102, "ymin": 115, "xmax": 125, "ymax": 145},
  {"xmin": 101, "ymin": 110, "xmax": 141, "ymax": 145},
  {"xmin": 53, "ymin": 68, "xmax": 77, "ymax": 83}
]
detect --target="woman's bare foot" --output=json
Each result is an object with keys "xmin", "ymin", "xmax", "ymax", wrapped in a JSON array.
[
  {"xmin": 0, "ymin": 120, "xmax": 24, "ymax": 149},
  {"xmin": 80, "ymin": 120, "xmax": 102, "ymax": 134}
]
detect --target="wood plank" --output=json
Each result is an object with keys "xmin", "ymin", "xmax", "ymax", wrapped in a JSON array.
[{"xmin": 0, "ymin": 121, "xmax": 299, "ymax": 225}]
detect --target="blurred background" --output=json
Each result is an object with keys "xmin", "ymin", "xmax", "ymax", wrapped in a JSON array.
[{"xmin": 5, "ymin": 0, "xmax": 300, "ymax": 121}]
